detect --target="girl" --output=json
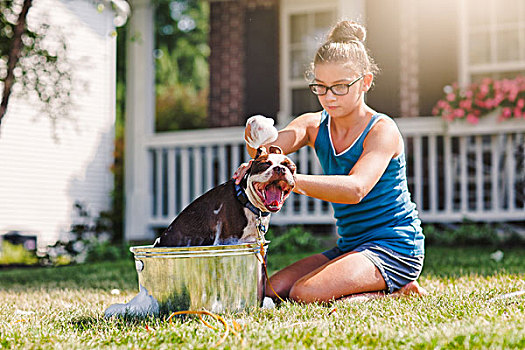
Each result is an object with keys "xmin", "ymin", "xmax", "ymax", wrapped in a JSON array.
[{"xmin": 235, "ymin": 20, "xmax": 427, "ymax": 303}]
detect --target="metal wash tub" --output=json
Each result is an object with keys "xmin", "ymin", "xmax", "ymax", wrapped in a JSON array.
[{"xmin": 130, "ymin": 243, "xmax": 268, "ymax": 314}]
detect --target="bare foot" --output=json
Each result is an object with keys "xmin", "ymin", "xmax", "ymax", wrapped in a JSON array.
[
  {"xmin": 342, "ymin": 281, "xmax": 428, "ymax": 303},
  {"xmin": 393, "ymin": 280, "xmax": 428, "ymax": 297}
]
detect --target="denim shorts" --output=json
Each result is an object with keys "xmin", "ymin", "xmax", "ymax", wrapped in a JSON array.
[{"xmin": 322, "ymin": 242, "xmax": 424, "ymax": 294}]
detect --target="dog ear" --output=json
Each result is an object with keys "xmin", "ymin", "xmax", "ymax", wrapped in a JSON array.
[
  {"xmin": 239, "ymin": 159, "xmax": 254, "ymax": 187},
  {"xmin": 268, "ymin": 145, "xmax": 283, "ymax": 155},
  {"xmin": 255, "ymin": 146, "xmax": 267, "ymax": 159}
]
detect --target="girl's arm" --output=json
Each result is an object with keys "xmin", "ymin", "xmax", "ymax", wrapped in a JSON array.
[
  {"xmin": 293, "ymin": 118, "xmax": 403, "ymax": 204},
  {"xmin": 233, "ymin": 112, "xmax": 321, "ymax": 184},
  {"xmin": 245, "ymin": 112, "xmax": 321, "ymax": 157}
]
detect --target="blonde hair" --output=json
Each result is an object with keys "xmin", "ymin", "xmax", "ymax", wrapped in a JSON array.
[{"xmin": 310, "ymin": 20, "xmax": 379, "ymax": 76}]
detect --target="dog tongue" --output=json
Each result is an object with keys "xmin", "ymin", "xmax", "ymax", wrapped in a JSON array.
[{"xmin": 264, "ymin": 184, "xmax": 282, "ymax": 207}]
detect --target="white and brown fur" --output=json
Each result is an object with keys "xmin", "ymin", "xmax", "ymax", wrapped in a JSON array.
[{"xmin": 154, "ymin": 146, "xmax": 296, "ymax": 247}]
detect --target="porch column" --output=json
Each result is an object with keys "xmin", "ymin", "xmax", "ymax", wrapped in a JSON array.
[
  {"xmin": 399, "ymin": 0, "xmax": 419, "ymax": 117},
  {"xmin": 124, "ymin": 0, "xmax": 155, "ymax": 241}
]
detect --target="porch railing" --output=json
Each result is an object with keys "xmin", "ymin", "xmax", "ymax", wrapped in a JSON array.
[{"xmin": 144, "ymin": 116, "xmax": 525, "ymax": 231}]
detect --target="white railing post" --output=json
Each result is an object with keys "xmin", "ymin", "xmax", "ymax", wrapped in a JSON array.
[
  {"xmin": 490, "ymin": 135, "xmax": 500, "ymax": 212},
  {"xmin": 475, "ymin": 136, "xmax": 483, "ymax": 213},
  {"xmin": 180, "ymin": 147, "xmax": 190, "ymax": 210},
  {"xmin": 167, "ymin": 148, "xmax": 176, "ymax": 219},
  {"xmin": 193, "ymin": 147, "xmax": 203, "ymax": 201},
  {"xmin": 443, "ymin": 134, "xmax": 453, "ymax": 215},
  {"xmin": 506, "ymin": 134, "xmax": 516, "ymax": 211},
  {"xmin": 413, "ymin": 136, "xmax": 423, "ymax": 211}
]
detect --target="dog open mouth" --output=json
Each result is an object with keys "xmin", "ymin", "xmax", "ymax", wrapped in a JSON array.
[{"xmin": 253, "ymin": 180, "xmax": 294, "ymax": 212}]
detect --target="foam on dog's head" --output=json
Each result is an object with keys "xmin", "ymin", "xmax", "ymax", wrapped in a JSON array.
[{"xmin": 255, "ymin": 145, "xmax": 283, "ymax": 158}]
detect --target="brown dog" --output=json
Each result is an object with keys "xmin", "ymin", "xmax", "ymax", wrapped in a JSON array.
[{"xmin": 154, "ymin": 146, "xmax": 296, "ymax": 247}]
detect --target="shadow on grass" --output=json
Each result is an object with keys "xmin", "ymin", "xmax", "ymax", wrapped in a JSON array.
[
  {"xmin": 0, "ymin": 259, "xmax": 136, "ymax": 290},
  {"xmin": 70, "ymin": 314, "xmax": 166, "ymax": 331},
  {"xmin": 69, "ymin": 312, "xmax": 199, "ymax": 333},
  {"xmin": 71, "ymin": 316, "xmax": 107, "ymax": 331}
]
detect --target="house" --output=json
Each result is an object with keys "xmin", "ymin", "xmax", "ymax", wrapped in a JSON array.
[
  {"xmin": 206, "ymin": 0, "xmax": 525, "ymax": 124},
  {"xmin": 0, "ymin": 0, "xmax": 129, "ymax": 249},
  {"xmin": 125, "ymin": 0, "xmax": 525, "ymax": 242}
]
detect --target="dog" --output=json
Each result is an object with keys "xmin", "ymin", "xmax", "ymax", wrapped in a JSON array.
[{"xmin": 154, "ymin": 146, "xmax": 296, "ymax": 247}]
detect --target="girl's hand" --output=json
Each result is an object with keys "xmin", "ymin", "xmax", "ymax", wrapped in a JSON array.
[{"xmin": 232, "ymin": 160, "xmax": 253, "ymax": 185}]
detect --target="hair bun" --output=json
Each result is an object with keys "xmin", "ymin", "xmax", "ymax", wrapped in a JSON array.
[{"xmin": 327, "ymin": 20, "xmax": 366, "ymax": 43}]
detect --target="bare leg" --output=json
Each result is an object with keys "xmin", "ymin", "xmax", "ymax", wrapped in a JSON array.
[
  {"xmin": 288, "ymin": 251, "xmax": 387, "ymax": 303},
  {"xmin": 265, "ymin": 253, "xmax": 330, "ymax": 299},
  {"xmin": 268, "ymin": 250, "xmax": 427, "ymax": 304}
]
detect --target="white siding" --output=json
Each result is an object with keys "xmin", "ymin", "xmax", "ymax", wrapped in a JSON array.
[{"xmin": 0, "ymin": 0, "xmax": 116, "ymax": 248}]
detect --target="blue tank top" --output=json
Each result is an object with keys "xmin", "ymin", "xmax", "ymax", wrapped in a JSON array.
[{"xmin": 314, "ymin": 111, "xmax": 425, "ymax": 256}]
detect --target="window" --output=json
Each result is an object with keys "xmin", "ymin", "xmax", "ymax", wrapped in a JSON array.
[
  {"xmin": 280, "ymin": 1, "xmax": 336, "ymax": 123},
  {"xmin": 460, "ymin": 0, "xmax": 525, "ymax": 83}
]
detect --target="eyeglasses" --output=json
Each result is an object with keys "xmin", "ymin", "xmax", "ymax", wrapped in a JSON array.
[{"xmin": 309, "ymin": 75, "xmax": 364, "ymax": 96}]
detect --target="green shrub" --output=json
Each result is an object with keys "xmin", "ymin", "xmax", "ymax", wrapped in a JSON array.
[
  {"xmin": 85, "ymin": 241, "xmax": 130, "ymax": 263},
  {"xmin": 266, "ymin": 226, "xmax": 324, "ymax": 254},
  {"xmin": 41, "ymin": 202, "xmax": 128, "ymax": 266},
  {"xmin": 0, "ymin": 241, "xmax": 38, "ymax": 265},
  {"xmin": 155, "ymin": 83, "xmax": 208, "ymax": 132},
  {"xmin": 423, "ymin": 223, "xmax": 525, "ymax": 247}
]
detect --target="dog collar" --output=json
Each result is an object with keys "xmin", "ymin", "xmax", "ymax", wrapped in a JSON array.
[{"xmin": 234, "ymin": 182, "xmax": 271, "ymax": 217}]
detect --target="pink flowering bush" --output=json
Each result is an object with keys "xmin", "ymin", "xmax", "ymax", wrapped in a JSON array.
[{"xmin": 432, "ymin": 76, "xmax": 525, "ymax": 124}]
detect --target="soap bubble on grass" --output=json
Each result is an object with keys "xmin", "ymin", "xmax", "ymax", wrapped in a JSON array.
[{"xmin": 489, "ymin": 250, "xmax": 504, "ymax": 262}]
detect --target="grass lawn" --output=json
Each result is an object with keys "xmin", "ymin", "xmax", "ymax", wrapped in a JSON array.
[{"xmin": 0, "ymin": 246, "xmax": 524, "ymax": 349}]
